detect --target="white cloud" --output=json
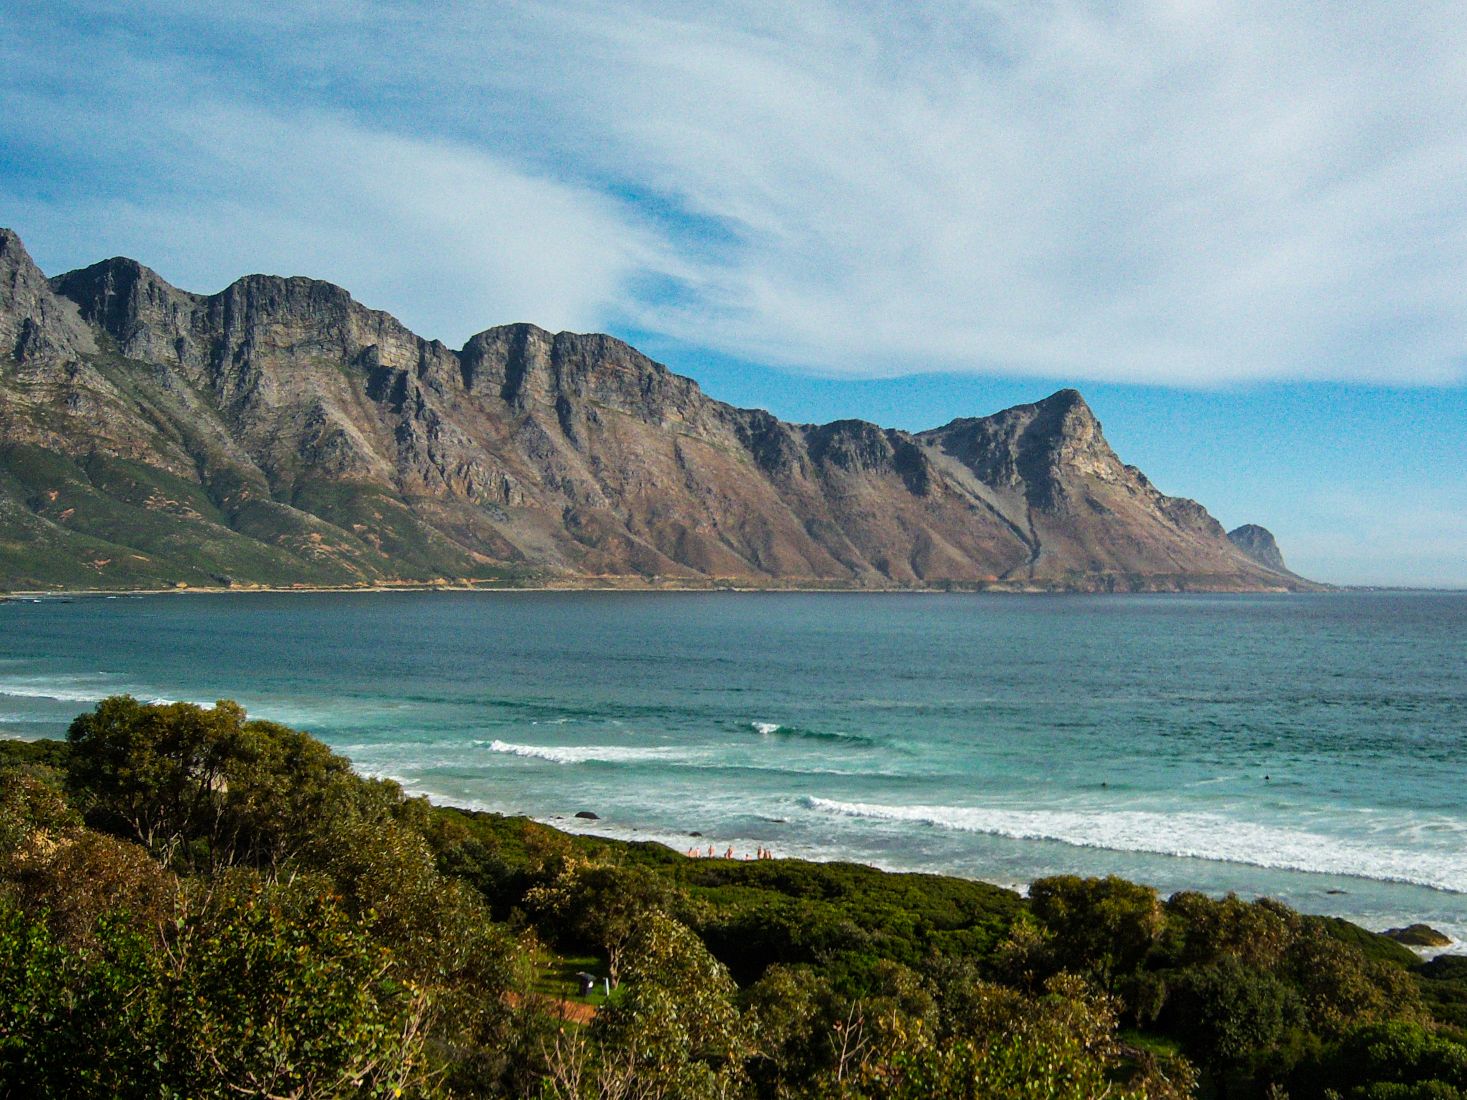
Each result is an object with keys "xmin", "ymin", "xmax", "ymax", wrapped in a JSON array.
[
  {"xmin": 6, "ymin": 1, "xmax": 1467, "ymax": 383},
  {"xmin": 481, "ymin": 0, "xmax": 1467, "ymax": 385},
  {"xmin": 0, "ymin": 23, "xmax": 668, "ymax": 344}
]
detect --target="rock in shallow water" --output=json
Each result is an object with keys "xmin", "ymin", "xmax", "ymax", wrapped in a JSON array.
[{"xmin": 1383, "ymin": 923, "xmax": 1453, "ymax": 947}]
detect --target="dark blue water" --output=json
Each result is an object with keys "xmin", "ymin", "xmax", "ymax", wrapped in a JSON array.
[{"xmin": 1, "ymin": 590, "xmax": 1463, "ymax": 947}]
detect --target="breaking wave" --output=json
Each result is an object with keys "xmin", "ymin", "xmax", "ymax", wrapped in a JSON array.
[
  {"xmin": 0, "ymin": 678, "xmax": 116, "ymax": 704},
  {"xmin": 748, "ymin": 720, "xmax": 873, "ymax": 745},
  {"xmin": 801, "ymin": 797, "xmax": 1467, "ymax": 894},
  {"xmin": 478, "ymin": 739, "xmax": 680, "ymax": 765},
  {"xmin": 0, "ymin": 674, "xmax": 195, "ymax": 709}
]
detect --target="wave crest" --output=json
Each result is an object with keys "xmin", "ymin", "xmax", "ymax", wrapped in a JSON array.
[
  {"xmin": 800, "ymin": 797, "xmax": 1467, "ymax": 894},
  {"xmin": 478, "ymin": 739, "xmax": 676, "ymax": 765},
  {"xmin": 749, "ymin": 720, "xmax": 872, "ymax": 745}
]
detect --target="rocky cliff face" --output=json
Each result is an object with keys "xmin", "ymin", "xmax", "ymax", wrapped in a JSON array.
[
  {"xmin": 1228, "ymin": 524, "xmax": 1291, "ymax": 574},
  {"xmin": 0, "ymin": 228, "xmax": 1314, "ymax": 591},
  {"xmin": 1, "ymin": 231, "xmax": 95, "ymax": 364}
]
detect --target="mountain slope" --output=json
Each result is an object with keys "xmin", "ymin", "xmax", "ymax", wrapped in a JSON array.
[
  {"xmin": 1228, "ymin": 523, "xmax": 1294, "ymax": 575},
  {"xmin": 0, "ymin": 227, "xmax": 1313, "ymax": 591}
]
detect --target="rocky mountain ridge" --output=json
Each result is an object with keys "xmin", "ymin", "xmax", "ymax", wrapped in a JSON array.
[
  {"xmin": 1228, "ymin": 523, "xmax": 1294, "ymax": 575},
  {"xmin": 0, "ymin": 227, "xmax": 1314, "ymax": 591}
]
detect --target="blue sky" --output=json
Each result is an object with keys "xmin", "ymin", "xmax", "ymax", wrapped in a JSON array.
[{"xmin": 2, "ymin": 1, "xmax": 1465, "ymax": 585}]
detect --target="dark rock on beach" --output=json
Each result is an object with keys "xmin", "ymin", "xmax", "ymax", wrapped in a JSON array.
[
  {"xmin": 574, "ymin": 810, "xmax": 600, "ymax": 820},
  {"xmin": 1383, "ymin": 923, "xmax": 1454, "ymax": 948}
]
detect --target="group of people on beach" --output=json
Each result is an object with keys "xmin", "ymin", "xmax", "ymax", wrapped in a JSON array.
[{"xmin": 685, "ymin": 844, "xmax": 775, "ymax": 860}]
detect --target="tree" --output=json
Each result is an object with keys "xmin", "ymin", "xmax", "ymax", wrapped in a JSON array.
[
  {"xmin": 0, "ymin": 899, "xmax": 162, "ymax": 1099},
  {"xmin": 1027, "ymin": 875, "xmax": 1165, "ymax": 989},
  {"xmin": 526, "ymin": 858, "xmax": 672, "ymax": 981},
  {"xmin": 1285, "ymin": 926, "xmax": 1424, "ymax": 1038},
  {"xmin": 66, "ymin": 696, "xmax": 406, "ymax": 870},
  {"xmin": 1299, "ymin": 1020, "xmax": 1467, "ymax": 1099},
  {"xmin": 308, "ymin": 815, "xmax": 526, "ymax": 1091},
  {"xmin": 0, "ymin": 876, "xmax": 440, "ymax": 1100},
  {"xmin": 0, "ymin": 771, "xmax": 80, "ymax": 849},
  {"xmin": 1162, "ymin": 956, "xmax": 1298, "ymax": 1073},
  {"xmin": 159, "ymin": 874, "xmax": 437, "ymax": 1099},
  {"xmin": 809, "ymin": 974, "xmax": 1181, "ymax": 1100},
  {"xmin": 547, "ymin": 912, "xmax": 748, "ymax": 1100},
  {"xmin": 211, "ymin": 715, "xmax": 387, "ymax": 868},
  {"xmin": 742, "ymin": 964, "xmax": 836, "ymax": 1094},
  {"xmin": 3, "ymin": 826, "xmax": 175, "ymax": 948},
  {"xmin": 67, "ymin": 695, "xmax": 244, "ymax": 859},
  {"xmin": 1161, "ymin": 891, "xmax": 1297, "ymax": 971}
]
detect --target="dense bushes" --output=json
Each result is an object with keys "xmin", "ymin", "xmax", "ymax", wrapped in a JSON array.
[
  {"xmin": 1, "ymin": 700, "xmax": 521, "ymax": 1096},
  {"xmin": 0, "ymin": 697, "xmax": 1463, "ymax": 1098},
  {"xmin": 0, "ymin": 878, "xmax": 431, "ymax": 1099},
  {"xmin": 66, "ymin": 695, "xmax": 401, "ymax": 868}
]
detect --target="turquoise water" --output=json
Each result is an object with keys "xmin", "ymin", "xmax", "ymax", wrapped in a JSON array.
[{"xmin": 1, "ymin": 590, "xmax": 1463, "ymax": 947}]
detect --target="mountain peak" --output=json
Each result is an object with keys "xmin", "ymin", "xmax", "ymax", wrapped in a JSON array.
[
  {"xmin": 1028, "ymin": 387, "xmax": 1102, "ymax": 436},
  {"xmin": 461, "ymin": 320, "xmax": 553, "ymax": 349},
  {"xmin": 997, "ymin": 387, "xmax": 1111, "ymax": 463},
  {"xmin": 1035, "ymin": 386, "xmax": 1088, "ymax": 410},
  {"xmin": 1, "ymin": 228, "xmax": 97, "ymax": 362},
  {"xmin": 0, "ymin": 225, "xmax": 1315, "ymax": 591},
  {"xmin": 51, "ymin": 255, "xmax": 193, "ymax": 344},
  {"xmin": 1228, "ymin": 524, "xmax": 1290, "ymax": 574}
]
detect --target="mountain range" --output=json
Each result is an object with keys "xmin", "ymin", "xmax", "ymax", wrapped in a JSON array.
[{"xmin": 0, "ymin": 227, "xmax": 1312, "ymax": 592}]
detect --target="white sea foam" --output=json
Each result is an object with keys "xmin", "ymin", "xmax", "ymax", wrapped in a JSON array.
[
  {"xmin": 0, "ymin": 672, "xmax": 201, "ymax": 709},
  {"xmin": 479, "ymin": 739, "xmax": 678, "ymax": 765},
  {"xmin": 0, "ymin": 678, "xmax": 305, "ymax": 722},
  {"xmin": 747, "ymin": 719, "xmax": 874, "ymax": 745},
  {"xmin": 358, "ymin": 738, "xmax": 900, "ymax": 779},
  {"xmin": 801, "ymin": 797, "xmax": 1467, "ymax": 895},
  {"xmin": 0, "ymin": 679, "xmax": 114, "ymax": 704}
]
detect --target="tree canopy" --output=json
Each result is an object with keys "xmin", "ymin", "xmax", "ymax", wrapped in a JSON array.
[{"xmin": 0, "ymin": 696, "xmax": 1461, "ymax": 1099}]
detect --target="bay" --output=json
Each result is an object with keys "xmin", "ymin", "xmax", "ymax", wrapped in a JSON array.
[{"xmin": 1, "ymin": 589, "xmax": 1463, "ymax": 948}]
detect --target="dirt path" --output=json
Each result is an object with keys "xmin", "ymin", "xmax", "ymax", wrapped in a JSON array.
[{"xmin": 507, "ymin": 992, "xmax": 598, "ymax": 1025}]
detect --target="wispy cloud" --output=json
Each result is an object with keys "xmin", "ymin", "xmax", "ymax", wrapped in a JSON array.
[
  {"xmin": 0, "ymin": 12, "xmax": 669, "ymax": 343},
  {"xmin": 5, "ymin": 1, "xmax": 1467, "ymax": 384},
  {"xmin": 1288, "ymin": 487, "xmax": 1467, "ymax": 588}
]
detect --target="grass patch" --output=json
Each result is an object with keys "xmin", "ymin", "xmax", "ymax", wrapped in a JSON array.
[{"xmin": 532, "ymin": 954, "xmax": 621, "ymax": 1008}]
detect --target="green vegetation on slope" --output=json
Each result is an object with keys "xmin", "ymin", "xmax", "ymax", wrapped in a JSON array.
[
  {"xmin": 0, "ymin": 444, "xmax": 537, "ymax": 590},
  {"xmin": 1, "ymin": 702, "xmax": 1464, "ymax": 1098}
]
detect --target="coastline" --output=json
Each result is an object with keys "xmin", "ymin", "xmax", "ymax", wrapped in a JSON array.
[
  {"xmin": 10, "ymin": 583, "xmax": 1465, "ymax": 601},
  {"xmin": 0, "ymin": 575, "xmax": 1321, "ymax": 599},
  {"xmin": 369, "ymin": 769, "xmax": 1463, "ymax": 960},
  {"xmin": 3, "ymin": 722, "xmax": 1460, "ymax": 958},
  {"xmin": 3, "ymin": 590, "xmax": 1461, "ymax": 961}
]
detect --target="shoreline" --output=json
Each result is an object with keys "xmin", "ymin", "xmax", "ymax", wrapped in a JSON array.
[
  {"xmin": 0, "ymin": 579, "xmax": 1350, "ymax": 599},
  {"xmin": 372, "ymin": 770, "xmax": 1464, "ymax": 960},
  {"xmin": 4, "ymin": 723, "xmax": 1461, "ymax": 958},
  {"xmin": 3, "ymin": 591, "xmax": 1462, "ymax": 962},
  {"xmin": 8, "ymin": 581, "xmax": 1462, "ymax": 599}
]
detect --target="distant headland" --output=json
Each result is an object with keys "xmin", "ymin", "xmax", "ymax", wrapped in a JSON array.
[{"xmin": 0, "ymin": 227, "xmax": 1317, "ymax": 594}]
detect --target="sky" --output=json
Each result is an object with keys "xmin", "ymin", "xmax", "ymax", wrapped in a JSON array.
[{"xmin": 1, "ymin": 1, "xmax": 1464, "ymax": 586}]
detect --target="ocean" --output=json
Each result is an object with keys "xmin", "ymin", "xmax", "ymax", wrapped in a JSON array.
[{"xmin": 1, "ymin": 589, "xmax": 1463, "ymax": 947}]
